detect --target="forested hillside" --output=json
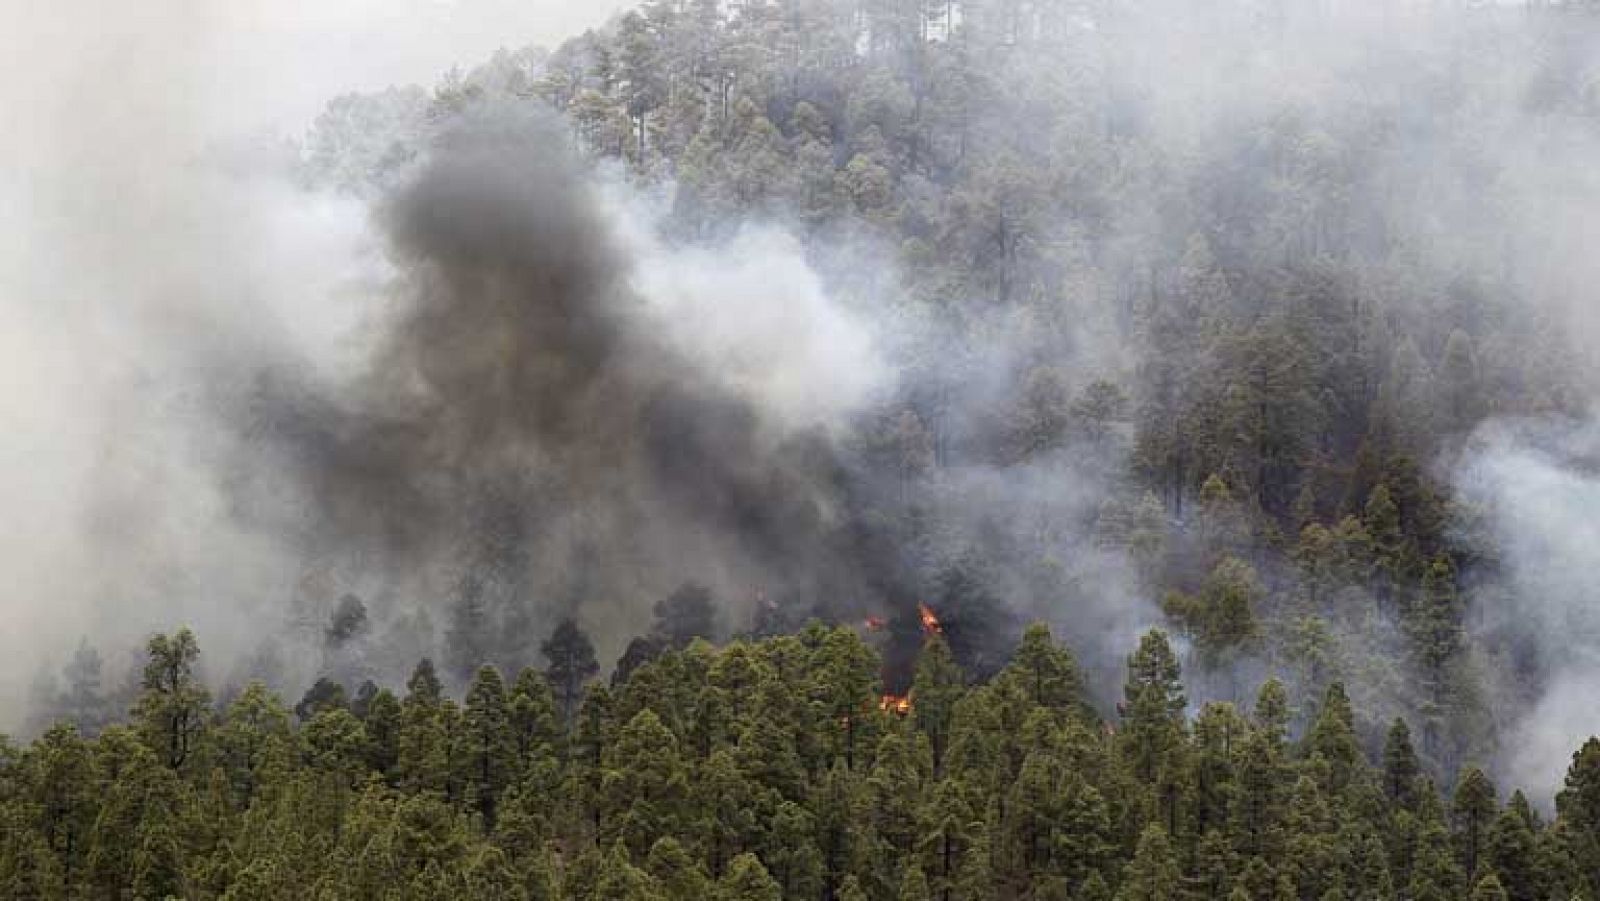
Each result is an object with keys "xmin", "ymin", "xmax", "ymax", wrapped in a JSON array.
[
  {"xmin": 11, "ymin": 0, "xmax": 1600, "ymax": 897},
  {"xmin": 281, "ymin": 0, "xmax": 1600, "ymax": 782},
  {"xmin": 8, "ymin": 621, "xmax": 1600, "ymax": 899}
]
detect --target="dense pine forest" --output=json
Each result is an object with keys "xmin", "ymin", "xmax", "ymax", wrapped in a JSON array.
[
  {"xmin": 9, "ymin": 0, "xmax": 1600, "ymax": 897},
  {"xmin": 6, "ymin": 621, "xmax": 1600, "ymax": 899}
]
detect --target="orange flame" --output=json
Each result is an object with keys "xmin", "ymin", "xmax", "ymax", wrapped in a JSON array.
[
  {"xmin": 880, "ymin": 694, "xmax": 912, "ymax": 715},
  {"xmin": 864, "ymin": 615, "xmax": 887, "ymax": 632},
  {"xmin": 918, "ymin": 603, "xmax": 942, "ymax": 635}
]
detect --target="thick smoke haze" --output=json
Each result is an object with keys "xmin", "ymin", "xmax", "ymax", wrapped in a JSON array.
[
  {"xmin": 1457, "ymin": 417, "xmax": 1600, "ymax": 801},
  {"xmin": 0, "ymin": 0, "xmax": 692, "ymax": 719},
  {"xmin": 6, "ymin": 0, "xmax": 1600, "ymax": 800},
  {"xmin": 237, "ymin": 109, "xmax": 901, "ymax": 689}
]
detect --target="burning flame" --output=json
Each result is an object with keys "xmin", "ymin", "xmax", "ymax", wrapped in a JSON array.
[
  {"xmin": 864, "ymin": 615, "xmax": 887, "ymax": 632},
  {"xmin": 918, "ymin": 603, "xmax": 942, "ymax": 635},
  {"xmin": 880, "ymin": 694, "xmax": 912, "ymax": 715}
]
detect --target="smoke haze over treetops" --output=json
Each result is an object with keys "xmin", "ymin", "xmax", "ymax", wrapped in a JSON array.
[
  {"xmin": 1456, "ymin": 416, "xmax": 1600, "ymax": 803},
  {"xmin": 237, "ymin": 108, "xmax": 903, "ymax": 683},
  {"xmin": 8, "ymin": 0, "xmax": 1600, "ymax": 805},
  {"xmin": 0, "ymin": 0, "xmax": 895, "ymax": 719}
]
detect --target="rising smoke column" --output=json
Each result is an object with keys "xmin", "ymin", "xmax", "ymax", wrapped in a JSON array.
[{"xmin": 235, "ymin": 108, "xmax": 918, "ymax": 681}]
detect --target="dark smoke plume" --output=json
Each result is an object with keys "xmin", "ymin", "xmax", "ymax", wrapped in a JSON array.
[{"xmin": 239, "ymin": 110, "xmax": 920, "ymax": 681}]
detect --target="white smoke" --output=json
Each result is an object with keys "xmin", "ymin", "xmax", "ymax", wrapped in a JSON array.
[{"xmin": 1457, "ymin": 416, "xmax": 1600, "ymax": 800}]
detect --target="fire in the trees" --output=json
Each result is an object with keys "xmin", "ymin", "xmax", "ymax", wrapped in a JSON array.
[{"xmin": 873, "ymin": 602, "xmax": 943, "ymax": 715}]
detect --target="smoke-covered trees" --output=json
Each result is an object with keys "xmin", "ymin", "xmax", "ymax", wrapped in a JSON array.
[
  {"xmin": 228, "ymin": 0, "xmax": 1600, "ymax": 806},
  {"xmin": 545, "ymin": 618, "xmax": 602, "ymax": 724},
  {"xmin": 12, "ymin": 0, "xmax": 1600, "ymax": 894},
  {"xmin": 5, "ymin": 621, "xmax": 1600, "ymax": 899},
  {"xmin": 56, "ymin": 640, "xmax": 110, "ymax": 737},
  {"xmin": 653, "ymin": 581, "xmax": 718, "ymax": 649}
]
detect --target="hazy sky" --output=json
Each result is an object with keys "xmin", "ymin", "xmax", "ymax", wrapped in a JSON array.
[{"xmin": 3, "ymin": 0, "xmax": 631, "ymax": 140}]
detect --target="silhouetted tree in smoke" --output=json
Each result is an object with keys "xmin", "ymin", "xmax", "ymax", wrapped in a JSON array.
[
  {"xmin": 294, "ymin": 677, "xmax": 348, "ymax": 722},
  {"xmin": 1385, "ymin": 717, "xmax": 1423, "ymax": 812},
  {"xmin": 653, "ymin": 581, "xmax": 717, "ymax": 648},
  {"xmin": 350, "ymin": 679, "xmax": 381, "ymax": 719},
  {"xmin": 59, "ymin": 639, "xmax": 110, "ymax": 736},
  {"xmin": 324, "ymin": 594, "xmax": 369, "ymax": 648},
  {"xmin": 921, "ymin": 560, "xmax": 1014, "ymax": 682},
  {"xmin": 613, "ymin": 635, "xmax": 667, "ymax": 688},
  {"xmin": 447, "ymin": 581, "xmax": 495, "ymax": 684},
  {"xmin": 543, "ymin": 618, "xmax": 600, "ymax": 724},
  {"xmin": 748, "ymin": 594, "xmax": 797, "ymax": 639}
]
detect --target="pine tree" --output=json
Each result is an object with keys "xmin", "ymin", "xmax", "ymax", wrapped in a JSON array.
[
  {"xmin": 1452, "ymin": 767, "xmax": 1498, "ymax": 882},
  {"xmin": 545, "ymin": 619, "xmax": 601, "ymax": 725},
  {"xmin": 1438, "ymin": 330, "xmax": 1483, "ymax": 435},
  {"xmin": 1410, "ymin": 554, "xmax": 1464, "ymax": 755},
  {"xmin": 29, "ymin": 723, "xmax": 95, "ymax": 891},
  {"xmin": 510, "ymin": 667, "xmax": 564, "ymax": 759},
  {"xmin": 602, "ymin": 710, "xmax": 687, "ymax": 857},
  {"xmin": 1304, "ymin": 682, "xmax": 1360, "ymax": 795},
  {"xmin": 1236, "ymin": 685, "xmax": 1291, "ymax": 858},
  {"xmin": 294, "ymin": 676, "xmax": 348, "ymax": 721},
  {"xmin": 718, "ymin": 853, "xmax": 781, "ymax": 901},
  {"xmin": 1409, "ymin": 821, "xmax": 1466, "ymax": 901},
  {"xmin": 364, "ymin": 687, "xmax": 402, "ymax": 779},
  {"xmin": 1384, "ymin": 718, "xmax": 1422, "ymax": 811},
  {"xmin": 1484, "ymin": 808, "xmax": 1540, "ymax": 901},
  {"xmin": 913, "ymin": 634, "xmax": 966, "ymax": 771},
  {"xmin": 1120, "ymin": 630, "xmax": 1186, "ymax": 783},
  {"xmin": 1192, "ymin": 703, "xmax": 1245, "ymax": 836},
  {"xmin": 597, "ymin": 841, "xmax": 665, "ymax": 901},
  {"xmin": 133, "ymin": 628, "xmax": 210, "ymax": 771},
  {"xmin": 807, "ymin": 626, "xmax": 880, "ymax": 770},
  {"xmin": 1364, "ymin": 483, "xmax": 1403, "ymax": 561},
  {"xmin": 398, "ymin": 658, "xmax": 452, "ymax": 794},
  {"xmin": 952, "ymin": 826, "xmax": 996, "ymax": 901},
  {"xmin": 462, "ymin": 665, "xmax": 518, "ymax": 828},
  {"xmin": 1114, "ymin": 825, "xmax": 1180, "ymax": 901},
  {"xmin": 59, "ymin": 640, "xmax": 110, "ymax": 736},
  {"xmin": 325, "ymin": 593, "xmax": 370, "ymax": 648}
]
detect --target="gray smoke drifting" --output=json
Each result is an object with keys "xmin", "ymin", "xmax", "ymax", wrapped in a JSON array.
[
  {"xmin": 0, "ymin": 0, "xmax": 891, "ymax": 722},
  {"xmin": 235, "ymin": 109, "xmax": 901, "ymax": 683},
  {"xmin": 1457, "ymin": 417, "xmax": 1600, "ymax": 800},
  {"xmin": 8, "ymin": 0, "xmax": 1600, "ymax": 806}
]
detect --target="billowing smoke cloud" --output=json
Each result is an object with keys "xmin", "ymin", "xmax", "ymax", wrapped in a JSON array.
[
  {"xmin": 0, "ymin": 0, "xmax": 901, "ymax": 722},
  {"xmin": 1457, "ymin": 416, "xmax": 1600, "ymax": 800},
  {"xmin": 233, "ymin": 109, "xmax": 903, "ymax": 684},
  {"xmin": 9, "ymin": 0, "xmax": 1600, "ymax": 806}
]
